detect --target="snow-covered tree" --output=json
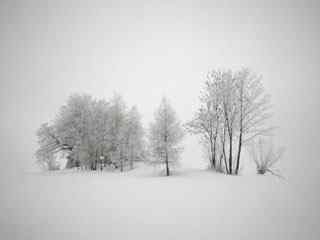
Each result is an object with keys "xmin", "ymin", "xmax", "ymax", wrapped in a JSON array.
[
  {"xmin": 186, "ymin": 72, "xmax": 224, "ymax": 170},
  {"xmin": 187, "ymin": 70, "xmax": 235, "ymax": 173},
  {"xmin": 219, "ymin": 70, "xmax": 239, "ymax": 174},
  {"xmin": 88, "ymin": 99, "xmax": 111, "ymax": 170},
  {"xmin": 108, "ymin": 94, "xmax": 127, "ymax": 171},
  {"xmin": 35, "ymin": 123, "xmax": 62, "ymax": 170},
  {"xmin": 188, "ymin": 69, "xmax": 272, "ymax": 175},
  {"xmin": 123, "ymin": 106, "xmax": 145, "ymax": 169},
  {"xmin": 54, "ymin": 94, "xmax": 94, "ymax": 169},
  {"xmin": 233, "ymin": 69, "xmax": 272, "ymax": 174},
  {"xmin": 36, "ymin": 93, "xmax": 146, "ymax": 171},
  {"xmin": 149, "ymin": 98, "xmax": 184, "ymax": 176}
]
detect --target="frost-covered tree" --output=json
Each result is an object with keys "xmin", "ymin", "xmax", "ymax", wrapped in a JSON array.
[
  {"xmin": 149, "ymin": 98, "xmax": 184, "ymax": 176},
  {"xmin": 35, "ymin": 123, "xmax": 63, "ymax": 170},
  {"xmin": 186, "ymin": 72, "xmax": 224, "ymax": 170},
  {"xmin": 108, "ymin": 94, "xmax": 127, "ymax": 171},
  {"xmin": 54, "ymin": 94, "xmax": 95, "ymax": 169},
  {"xmin": 88, "ymin": 99, "xmax": 111, "ymax": 170},
  {"xmin": 233, "ymin": 69, "xmax": 271, "ymax": 174},
  {"xmin": 187, "ymin": 70, "xmax": 236, "ymax": 173},
  {"xmin": 188, "ymin": 69, "xmax": 271, "ymax": 175},
  {"xmin": 219, "ymin": 70, "xmax": 239, "ymax": 174},
  {"xmin": 123, "ymin": 106, "xmax": 145, "ymax": 169},
  {"xmin": 36, "ymin": 93, "xmax": 145, "ymax": 171}
]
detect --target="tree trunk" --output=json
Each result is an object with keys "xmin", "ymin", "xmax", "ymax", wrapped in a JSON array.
[
  {"xmin": 209, "ymin": 138, "xmax": 215, "ymax": 169},
  {"xmin": 120, "ymin": 149, "xmax": 123, "ymax": 172},
  {"xmin": 228, "ymin": 134, "xmax": 233, "ymax": 174},
  {"xmin": 130, "ymin": 146, "xmax": 134, "ymax": 170},
  {"xmin": 235, "ymin": 130, "xmax": 242, "ymax": 175},
  {"xmin": 165, "ymin": 133, "xmax": 170, "ymax": 176},
  {"xmin": 235, "ymin": 80, "xmax": 243, "ymax": 175},
  {"xmin": 224, "ymin": 109, "xmax": 233, "ymax": 175},
  {"xmin": 213, "ymin": 136, "xmax": 217, "ymax": 169},
  {"xmin": 165, "ymin": 151, "xmax": 170, "ymax": 176},
  {"xmin": 223, "ymin": 149, "xmax": 228, "ymax": 174},
  {"xmin": 221, "ymin": 125, "xmax": 229, "ymax": 174},
  {"xmin": 95, "ymin": 149, "xmax": 98, "ymax": 171}
]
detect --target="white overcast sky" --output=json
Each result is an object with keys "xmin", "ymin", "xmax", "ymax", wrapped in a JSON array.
[{"xmin": 0, "ymin": 0, "xmax": 319, "ymax": 182}]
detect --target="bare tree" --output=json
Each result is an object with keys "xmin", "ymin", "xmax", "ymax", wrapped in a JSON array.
[
  {"xmin": 149, "ymin": 98, "xmax": 184, "ymax": 176},
  {"xmin": 216, "ymin": 70, "xmax": 238, "ymax": 174},
  {"xmin": 187, "ymin": 70, "xmax": 236, "ymax": 174},
  {"xmin": 186, "ymin": 76, "xmax": 222, "ymax": 169},
  {"xmin": 234, "ymin": 69, "xmax": 272, "ymax": 174},
  {"xmin": 188, "ymin": 68, "xmax": 272, "ymax": 175}
]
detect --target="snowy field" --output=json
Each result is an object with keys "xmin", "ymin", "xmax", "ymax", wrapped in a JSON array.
[{"xmin": 1, "ymin": 164, "xmax": 319, "ymax": 240}]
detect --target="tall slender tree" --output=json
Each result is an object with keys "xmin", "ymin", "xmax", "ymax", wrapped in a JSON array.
[
  {"xmin": 108, "ymin": 94, "xmax": 127, "ymax": 171},
  {"xmin": 123, "ymin": 106, "xmax": 145, "ymax": 169},
  {"xmin": 233, "ymin": 69, "xmax": 271, "ymax": 174},
  {"xmin": 149, "ymin": 98, "xmax": 184, "ymax": 176}
]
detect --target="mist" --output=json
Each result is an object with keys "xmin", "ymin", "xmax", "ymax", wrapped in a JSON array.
[{"xmin": 0, "ymin": 0, "xmax": 320, "ymax": 239}]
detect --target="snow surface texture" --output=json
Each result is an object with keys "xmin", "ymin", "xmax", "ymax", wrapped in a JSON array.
[{"xmin": 1, "ymin": 164, "xmax": 319, "ymax": 240}]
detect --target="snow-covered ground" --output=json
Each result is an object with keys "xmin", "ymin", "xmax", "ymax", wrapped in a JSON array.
[{"xmin": 1, "ymin": 164, "xmax": 319, "ymax": 240}]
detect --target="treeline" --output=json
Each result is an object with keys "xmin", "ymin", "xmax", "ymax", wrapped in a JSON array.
[{"xmin": 36, "ymin": 68, "xmax": 283, "ymax": 176}]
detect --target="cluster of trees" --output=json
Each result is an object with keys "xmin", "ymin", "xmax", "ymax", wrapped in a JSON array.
[
  {"xmin": 187, "ymin": 68, "xmax": 272, "ymax": 175},
  {"xmin": 36, "ymin": 68, "xmax": 282, "ymax": 176},
  {"xmin": 36, "ymin": 94, "xmax": 145, "ymax": 171},
  {"xmin": 36, "ymin": 94, "xmax": 184, "ymax": 175}
]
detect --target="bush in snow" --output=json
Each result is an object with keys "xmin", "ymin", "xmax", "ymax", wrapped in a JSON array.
[{"xmin": 249, "ymin": 138, "xmax": 284, "ymax": 177}]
